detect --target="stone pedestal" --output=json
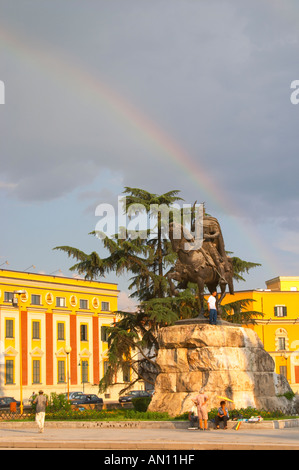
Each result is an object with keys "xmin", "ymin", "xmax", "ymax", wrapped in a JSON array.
[{"xmin": 148, "ymin": 323, "xmax": 294, "ymax": 417}]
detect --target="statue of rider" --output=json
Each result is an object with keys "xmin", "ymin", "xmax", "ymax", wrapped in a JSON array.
[{"xmin": 200, "ymin": 215, "xmax": 231, "ymax": 281}]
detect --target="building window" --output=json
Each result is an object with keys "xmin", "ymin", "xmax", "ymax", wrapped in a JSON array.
[
  {"xmin": 101, "ymin": 325, "xmax": 109, "ymax": 343},
  {"xmin": 280, "ymin": 365, "xmax": 287, "ymax": 378},
  {"xmin": 4, "ymin": 291, "xmax": 13, "ymax": 303},
  {"xmin": 101, "ymin": 301, "xmax": 110, "ymax": 311},
  {"xmin": 5, "ymin": 319, "xmax": 14, "ymax": 338},
  {"xmin": 58, "ymin": 360, "xmax": 65, "ymax": 383},
  {"xmin": 122, "ymin": 362, "xmax": 130, "ymax": 382},
  {"xmin": 31, "ymin": 294, "xmax": 41, "ymax": 306},
  {"xmin": 79, "ymin": 299, "xmax": 88, "ymax": 310},
  {"xmin": 33, "ymin": 360, "xmax": 41, "ymax": 384},
  {"xmin": 80, "ymin": 324, "xmax": 88, "ymax": 341},
  {"xmin": 81, "ymin": 360, "xmax": 89, "ymax": 384},
  {"xmin": 278, "ymin": 337, "xmax": 286, "ymax": 350},
  {"xmin": 56, "ymin": 297, "xmax": 66, "ymax": 308},
  {"xmin": 5, "ymin": 359, "xmax": 14, "ymax": 384},
  {"xmin": 275, "ymin": 328, "xmax": 289, "ymax": 352},
  {"xmin": 274, "ymin": 305, "xmax": 287, "ymax": 317},
  {"xmin": 32, "ymin": 321, "xmax": 40, "ymax": 339},
  {"xmin": 57, "ymin": 322, "xmax": 65, "ymax": 340}
]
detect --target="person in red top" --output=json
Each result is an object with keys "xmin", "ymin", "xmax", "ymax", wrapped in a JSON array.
[{"xmin": 192, "ymin": 389, "xmax": 209, "ymax": 430}]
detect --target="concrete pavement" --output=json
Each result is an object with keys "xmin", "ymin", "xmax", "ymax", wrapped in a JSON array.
[{"xmin": 0, "ymin": 420, "xmax": 299, "ymax": 450}]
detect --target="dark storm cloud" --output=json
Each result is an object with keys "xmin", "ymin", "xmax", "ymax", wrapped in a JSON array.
[{"xmin": 0, "ymin": 0, "xmax": 299, "ymax": 224}]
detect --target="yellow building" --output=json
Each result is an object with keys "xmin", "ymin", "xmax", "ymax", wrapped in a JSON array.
[
  {"xmin": 223, "ymin": 276, "xmax": 299, "ymax": 393},
  {"xmin": 0, "ymin": 269, "xmax": 121, "ymax": 402}
]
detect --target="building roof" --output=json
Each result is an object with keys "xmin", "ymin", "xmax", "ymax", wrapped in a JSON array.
[{"xmin": 0, "ymin": 268, "xmax": 119, "ymax": 294}]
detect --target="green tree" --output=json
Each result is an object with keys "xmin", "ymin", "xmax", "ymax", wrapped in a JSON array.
[
  {"xmin": 228, "ymin": 253, "xmax": 261, "ymax": 283},
  {"xmin": 55, "ymin": 188, "xmax": 187, "ymax": 391},
  {"xmin": 220, "ymin": 298, "xmax": 263, "ymax": 324}
]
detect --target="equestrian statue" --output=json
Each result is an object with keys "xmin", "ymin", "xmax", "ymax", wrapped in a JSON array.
[{"xmin": 166, "ymin": 214, "xmax": 234, "ymax": 319}]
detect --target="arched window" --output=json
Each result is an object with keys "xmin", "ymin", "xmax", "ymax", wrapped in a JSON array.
[{"xmin": 275, "ymin": 328, "xmax": 289, "ymax": 351}]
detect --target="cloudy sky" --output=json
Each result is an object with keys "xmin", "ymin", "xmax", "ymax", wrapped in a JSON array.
[{"xmin": 1, "ymin": 0, "xmax": 299, "ymax": 308}]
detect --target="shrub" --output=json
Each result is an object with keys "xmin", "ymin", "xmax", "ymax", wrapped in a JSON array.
[
  {"xmin": 47, "ymin": 393, "xmax": 72, "ymax": 412},
  {"xmin": 208, "ymin": 406, "xmax": 285, "ymax": 421},
  {"xmin": 44, "ymin": 408, "xmax": 170, "ymax": 421},
  {"xmin": 131, "ymin": 397, "xmax": 152, "ymax": 412},
  {"xmin": 277, "ymin": 391, "xmax": 295, "ymax": 401}
]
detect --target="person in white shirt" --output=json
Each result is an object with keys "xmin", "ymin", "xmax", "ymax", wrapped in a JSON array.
[{"xmin": 208, "ymin": 291, "xmax": 217, "ymax": 325}]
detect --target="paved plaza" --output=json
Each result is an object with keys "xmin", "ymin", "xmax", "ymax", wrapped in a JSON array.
[{"xmin": 0, "ymin": 421, "xmax": 299, "ymax": 450}]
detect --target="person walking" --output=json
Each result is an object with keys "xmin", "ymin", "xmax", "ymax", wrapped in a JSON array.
[
  {"xmin": 215, "ymin": 400, "xmax": 230, "ymax": 429},
  {"xmin": 193, "ymin": 389, "xmax": 209, "ymax": 430},
  {"xmin": 208, "ymin": 291, "xmax": 217, "ymax": 325},
  {"xmin": 33, "ymin": 390, "xmax": 48, "ymax": 433}
]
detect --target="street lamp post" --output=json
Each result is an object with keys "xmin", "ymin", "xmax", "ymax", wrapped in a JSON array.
[
  {"xmin": 13, "ymin": 290, "xmax": 26, "ymax": 414},
  {"xmin": 65, "ymin": 346, "xmax": 72, "ymax": 401}
]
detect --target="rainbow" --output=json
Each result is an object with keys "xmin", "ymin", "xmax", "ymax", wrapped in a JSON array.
[{"xmin": 0, "ymin": 26, "xmax": 282, "ymax": 275}]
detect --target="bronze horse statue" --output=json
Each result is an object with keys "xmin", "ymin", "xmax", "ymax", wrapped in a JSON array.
[{"xmin": 166, "ymin": 221, "xmax": 234, "ymax": 315}]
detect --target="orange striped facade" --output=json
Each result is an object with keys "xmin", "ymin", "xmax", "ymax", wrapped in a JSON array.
[{"xmin": 0, "ymin": 270, "xmax": 118, "ymax": 401}]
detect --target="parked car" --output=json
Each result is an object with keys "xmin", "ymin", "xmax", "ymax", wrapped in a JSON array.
[
  {"xmin": 0, "ymin": 397, "xmax": 20, "ymax": 409},
  {"xmin": 64, "ymin": 391, "xmax": 84, "ymax": 400},
  {"xmin": 119, "ymin": 390, "xmax": 151, "ymax": 403},
  {"xmin": 71, "ymin": 394, "xmax": 103, "ymax": 405}
]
